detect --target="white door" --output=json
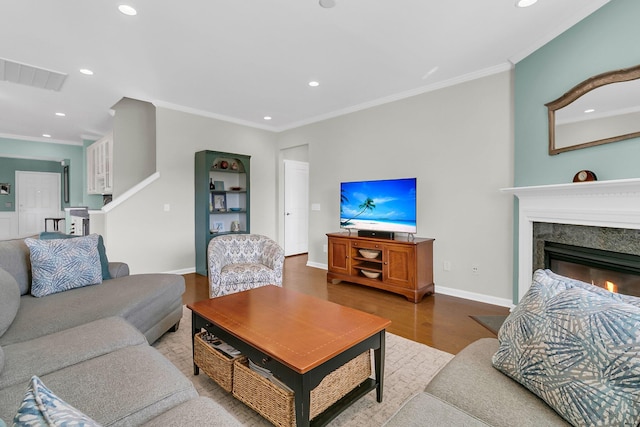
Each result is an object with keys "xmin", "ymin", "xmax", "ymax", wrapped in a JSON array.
[
  {"xmin": 284, "ymin": 160, "xmax": 309, "ymax": 256},
  {"xmin": 17, "ymin": 171, "xmax": 61, "ymax": 237}
]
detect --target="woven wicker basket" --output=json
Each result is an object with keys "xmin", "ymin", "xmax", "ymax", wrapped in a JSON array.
[
  {"xmin": 232, "ymin": 351, "xmax": 371, "ymax": 427},
  {"xmin": 194, "ymin": 331, "xmax": 245, "ymax": 392}
]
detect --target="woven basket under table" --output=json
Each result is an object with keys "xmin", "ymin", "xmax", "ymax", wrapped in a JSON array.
[
  {"xmin": 232, "ymin": 350, "xmax": 371, "ymax": 427},
  {"xmin": 194, "ymin": 331, "xmax": 245, "ymax": 392}
]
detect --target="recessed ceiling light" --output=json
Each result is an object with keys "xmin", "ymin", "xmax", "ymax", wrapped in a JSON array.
[
  {"xmin": 79, "ymin": 68, "xmax": 94, "ymax": 75},
  {"xmin": 516, "ymin": 0, "xmax": 538, "ymax": 7},
  {"xmin": 319, "ymin": 0, "xmax": 336, "ymax": 8},
  {"xmin": 118, "ymin": 5, "xmax": 137, "ymax": 16},
  {"xmin": 55, "ymin": 112, "xmax": 66, "ymax": 117},
  {"xmin": 308, "ymin": 81, "xmax": 320, "ymax": 87},
  {"xmin": 42, "ymin": 134, "xmax": 51, "ymax": 138},
  {"xmin": 584, "ymin": 108, "xmax": 595, "ymax": 113},
  {"xmin": 264, "ymin": 116, "xmax": 272, "ymax": 121}
]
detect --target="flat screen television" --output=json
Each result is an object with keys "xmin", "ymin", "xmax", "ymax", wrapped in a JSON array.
[{"xmin": 340, "ymin": 178, "xmax": 417, "ymax": 234}]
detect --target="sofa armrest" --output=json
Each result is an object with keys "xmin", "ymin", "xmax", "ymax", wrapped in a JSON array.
[{"xmin": 108, "ymin": 262, "xmax": 130, "ymax": 278}]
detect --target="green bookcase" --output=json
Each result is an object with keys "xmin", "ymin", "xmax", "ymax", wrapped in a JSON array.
[{"xmin": 195, "ymin": 150, "xmax": 251, "ymax": 276}]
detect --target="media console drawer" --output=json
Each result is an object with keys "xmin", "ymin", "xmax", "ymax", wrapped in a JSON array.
[{"xmin": 326, "ymin": 232, "xmax": 434, "ymax": 303}]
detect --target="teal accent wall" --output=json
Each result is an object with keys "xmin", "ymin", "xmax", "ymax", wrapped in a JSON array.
[
  {"xmin": 512, "ymin": 0, "xmax": 640, "ymax": 301},
  {"xmin": 0, "ymin": 136, "xmax": 87, "ymax": 209},
  {"xmin": 515, "ymin": 0, "xmax": 640, "ymax": 187},
  {"xmin": 0, "ymin": 157, "xmax": 67, "ymax": 211}
]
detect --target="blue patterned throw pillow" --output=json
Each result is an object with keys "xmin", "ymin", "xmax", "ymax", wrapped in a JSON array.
[
  {"xmin": 39, "ymin": 232, "xmax": 111, "ymax": 280},
  {"xmin": 13, "ymin": 376, "xmax": 101, "ymax": 426},
  {"xmin": 493, "ymin": 273, "xmax": 640, "ymax": 427},
  {"xmin": 25, "ymin": 234, "xmax": 102, "ymax": 298}
]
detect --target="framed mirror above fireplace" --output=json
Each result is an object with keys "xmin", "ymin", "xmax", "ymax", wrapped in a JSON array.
[{"xmin": 546, "ymin": 64, "xmax": 640, "ymax": 155}]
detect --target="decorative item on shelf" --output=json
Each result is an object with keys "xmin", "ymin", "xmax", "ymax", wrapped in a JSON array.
[
  {"xmin": 213, "ymin": 194, "xmax": 227, "ymax": 211},
  {"xmin": 214, "ymin": 181, "xmax": 224, "ymax": 191},
  {"xmin": 230, "ymin": 207, "xmax": 241, "ymax": 212},
  {"xmin": 573, "ymin": 170, "xmax": 597, "ymax": 183},
  {"xmin": 361, "ymin": 270, "xmax": 380, "ymax": 279},
  {"xmin": 231, "ymin": 162, "xmax": 239, "ymax": 171},
  {"xmin": 230, "ymin": 221, "xmax": 241, "ymax": 232},
  {"xmin": 220, "ymin": 160, "xmax": 229, "ymax": 169},
  {"xmin": 229, "ymin": 186, "xmax": 242, "ymax": 191},
  {"xmin": 212, "ymin": 222, "xmax": 223, "ymax": 233},
  {"xmin": 209, "ymin": 178, "xmax": 215, "ymax": 190},
  {"xmin": 359, "ymin": 249, "xmax": 379, "ymax": 259}
]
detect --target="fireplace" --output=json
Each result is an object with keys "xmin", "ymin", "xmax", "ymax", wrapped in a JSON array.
[
  {"xmin": 502, "ymin": 177, "xmax": 640, "ymax": 302},
  {"xmin": 544, "ymin": 242, "xmax": 640, "ymax": 297}
]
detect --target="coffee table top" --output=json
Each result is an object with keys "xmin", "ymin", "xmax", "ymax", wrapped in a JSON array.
[{"xmin": 188, "ymin": 285, "xmax": 391, "ymax": 373}]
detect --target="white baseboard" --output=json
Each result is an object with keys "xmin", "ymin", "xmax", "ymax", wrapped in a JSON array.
[
  {"xmin": 435, "ymin": 285, "xmax": 513, "ymax": 308},
  {"xmin": 164, "ymin": 267, "xmax": 196, "ymax": 275},
  {"xmin": 304, "ymin": 260, "xmax": 513, "ymax": 308}
]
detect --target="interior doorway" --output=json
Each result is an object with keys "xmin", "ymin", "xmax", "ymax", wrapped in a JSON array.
[
  {"xmin": 17, "ymin": 171, "xmax": 61, "ymax": 237},
  {"xmin": 283, "ymin": 160, "xmax": 309, "ymax": 256}
]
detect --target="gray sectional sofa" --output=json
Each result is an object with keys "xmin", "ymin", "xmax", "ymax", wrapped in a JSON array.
[
  {"xmin": 0, "ymin": 235, "xmax": 241, "ymax": 426},
  {"xmin": 386, "ymin": 268, "xmax": 640, "ymax": 426}
]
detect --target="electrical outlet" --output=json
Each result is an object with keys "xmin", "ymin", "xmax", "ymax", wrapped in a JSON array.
[
  {"xmin": 472, "ymin": 264, "xmax": 480, "ymax": 275},
  {"xmin": 323, "ymin": 244, "xmax": 328, "ymax": 253},
  {"xmin": 443, "ymin": 261, "xmax": 451, "ymax": 271}
]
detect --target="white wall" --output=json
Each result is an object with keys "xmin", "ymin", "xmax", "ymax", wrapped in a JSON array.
[
  {"xmin": 277, "ymin": 71, "xmax": 515, "ymax": 304},
  {"xmin": 102, "ymin": 107, "xmax": 278, "ymax": 274}
]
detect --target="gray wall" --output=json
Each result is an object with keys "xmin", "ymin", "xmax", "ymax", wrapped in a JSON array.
[
  {"xmin": 101, "ymin": 107, "xmax": 278, "ymax": 274},
  {"xmin": 112, "ymin": 98, "xmax": 157, "ymax": 198},
  {"xmin": 277, "ymin": 71, "xmax": 514, "ymax": 305}
]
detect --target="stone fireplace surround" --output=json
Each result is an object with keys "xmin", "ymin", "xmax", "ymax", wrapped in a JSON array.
[{"xmin": 502, "ymin": 178, "xmax": 640, "ymax": 302}]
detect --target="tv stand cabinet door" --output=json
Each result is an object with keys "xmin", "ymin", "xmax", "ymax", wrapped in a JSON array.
[
  {"xmin": 328, "ymin": 236, "xmax": 350, "ymax": 275},
  {"xmin": 383, "ymin": 243, "xmax": 415, "ymax": 288}
]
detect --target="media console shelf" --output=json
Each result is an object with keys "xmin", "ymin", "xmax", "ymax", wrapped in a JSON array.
[{"xmin": 326, "ymin": 232, "xmax": 435, "ymax": 303}]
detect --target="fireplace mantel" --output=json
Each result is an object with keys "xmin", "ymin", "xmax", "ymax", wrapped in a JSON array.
[{"xmin": 501, "ymin": 178, "xmax": 640, "ymax": 302}]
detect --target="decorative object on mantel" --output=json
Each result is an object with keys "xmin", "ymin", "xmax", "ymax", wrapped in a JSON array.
[
  {"xmin": 220, "ymin": 160, "xmax": 229, "ymax": 169},
  {"xmin": 572, "ymin": 170, "xmax": 597, "ymax": 183}
]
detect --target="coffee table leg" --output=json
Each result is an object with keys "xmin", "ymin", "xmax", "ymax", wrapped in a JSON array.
[
  {"xmin": 293, "ymin": 376, "xmax": 311, "ymax": 427},
  {"xmin": 191, "ymin": 310, "xmax": 199, "ymax": 375},
  {"xmin": 374, "ymin": 330, "xmax": 385, "ymax": 402}
]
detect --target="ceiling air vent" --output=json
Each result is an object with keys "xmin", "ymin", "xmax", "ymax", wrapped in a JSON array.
[{"xmin": 0, "ymin": 57, "xmax": 67, "ymax": 91}]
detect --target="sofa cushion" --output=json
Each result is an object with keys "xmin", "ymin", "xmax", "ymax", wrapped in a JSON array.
[
  {"xmin": 0, "ymin": 317, "xmax": 146, "ymax": 389},
  {"xmin": 25, "ymin": 234, "xmax": 102, "ymax": 297},
  {"xmin": 0, "ymin": 268, "xmax": 20, "ymax": 337},
  {"xmin": 426, "ymin": 338, "xmax": 569, "ymax": 427},
  {"xmin": 0, "ymin": 238, "xmax": 31, "ymax": 296},
  {"xmin": 0, "ymin": 345, "xmax": 197, "ymax": 426},
  {"xmin": 0, "ymin": 273, "xmax": 184, "ymax": 346},
  {"xmin": 383, "ymin": 392, "xmax": 491, "ymax": 427},
  {"xmin": 12, "ymin": 376, "xmax": 101, "ymax": 427},
  {"xmin": 493, "ymin": 277, "xmax": 640, "ymax": 427},
  {"xmin": 40, "ymin": 232, "xmax": 111, "ymax": 280},
  {"xmin": 140, "ymin": 397, "xmax": 244, "ymax": 426}
]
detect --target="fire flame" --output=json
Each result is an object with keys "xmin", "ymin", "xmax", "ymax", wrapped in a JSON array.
[{"xmin": 605, "ymin": 281, "xmax": 618, "ymax": 293}]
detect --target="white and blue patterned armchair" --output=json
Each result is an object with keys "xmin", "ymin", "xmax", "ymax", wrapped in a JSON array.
[{"xmin": 207, "ymin": 234, "xmax": 285, "ymax": 298}]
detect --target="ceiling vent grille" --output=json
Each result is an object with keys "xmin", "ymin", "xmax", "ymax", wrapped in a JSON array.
[{"xmin": 0, "ymin": 57, "xmax": 67, "ymax": 91}]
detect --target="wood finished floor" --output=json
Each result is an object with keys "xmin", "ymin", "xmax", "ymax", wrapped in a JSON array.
[{"xmin": 182, "ymin": 254, "xmax": 510, "ymax": 355}]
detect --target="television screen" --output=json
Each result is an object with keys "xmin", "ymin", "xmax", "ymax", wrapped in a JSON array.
[{"xmin": 340, "ymin": 178, "xmax": 417, "ymax": 234}]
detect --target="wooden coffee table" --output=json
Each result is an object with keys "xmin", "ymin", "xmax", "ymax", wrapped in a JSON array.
[{"xmin": 188, "ymin": 285, "xmax": 391, "ymax": 427}]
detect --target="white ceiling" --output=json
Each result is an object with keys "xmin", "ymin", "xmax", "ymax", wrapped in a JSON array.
[{"xmin": 0, "ymin": 0, "xmax": 609, "ymax": 145}]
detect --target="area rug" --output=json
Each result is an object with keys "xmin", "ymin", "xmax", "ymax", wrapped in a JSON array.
[
  {"xmin": 469, "ymin": 315, "xmax": 509, "ymax": 335},
  {"xmin": 153, "ymin": 306, "xmax": 453, "ymax": 426}
]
